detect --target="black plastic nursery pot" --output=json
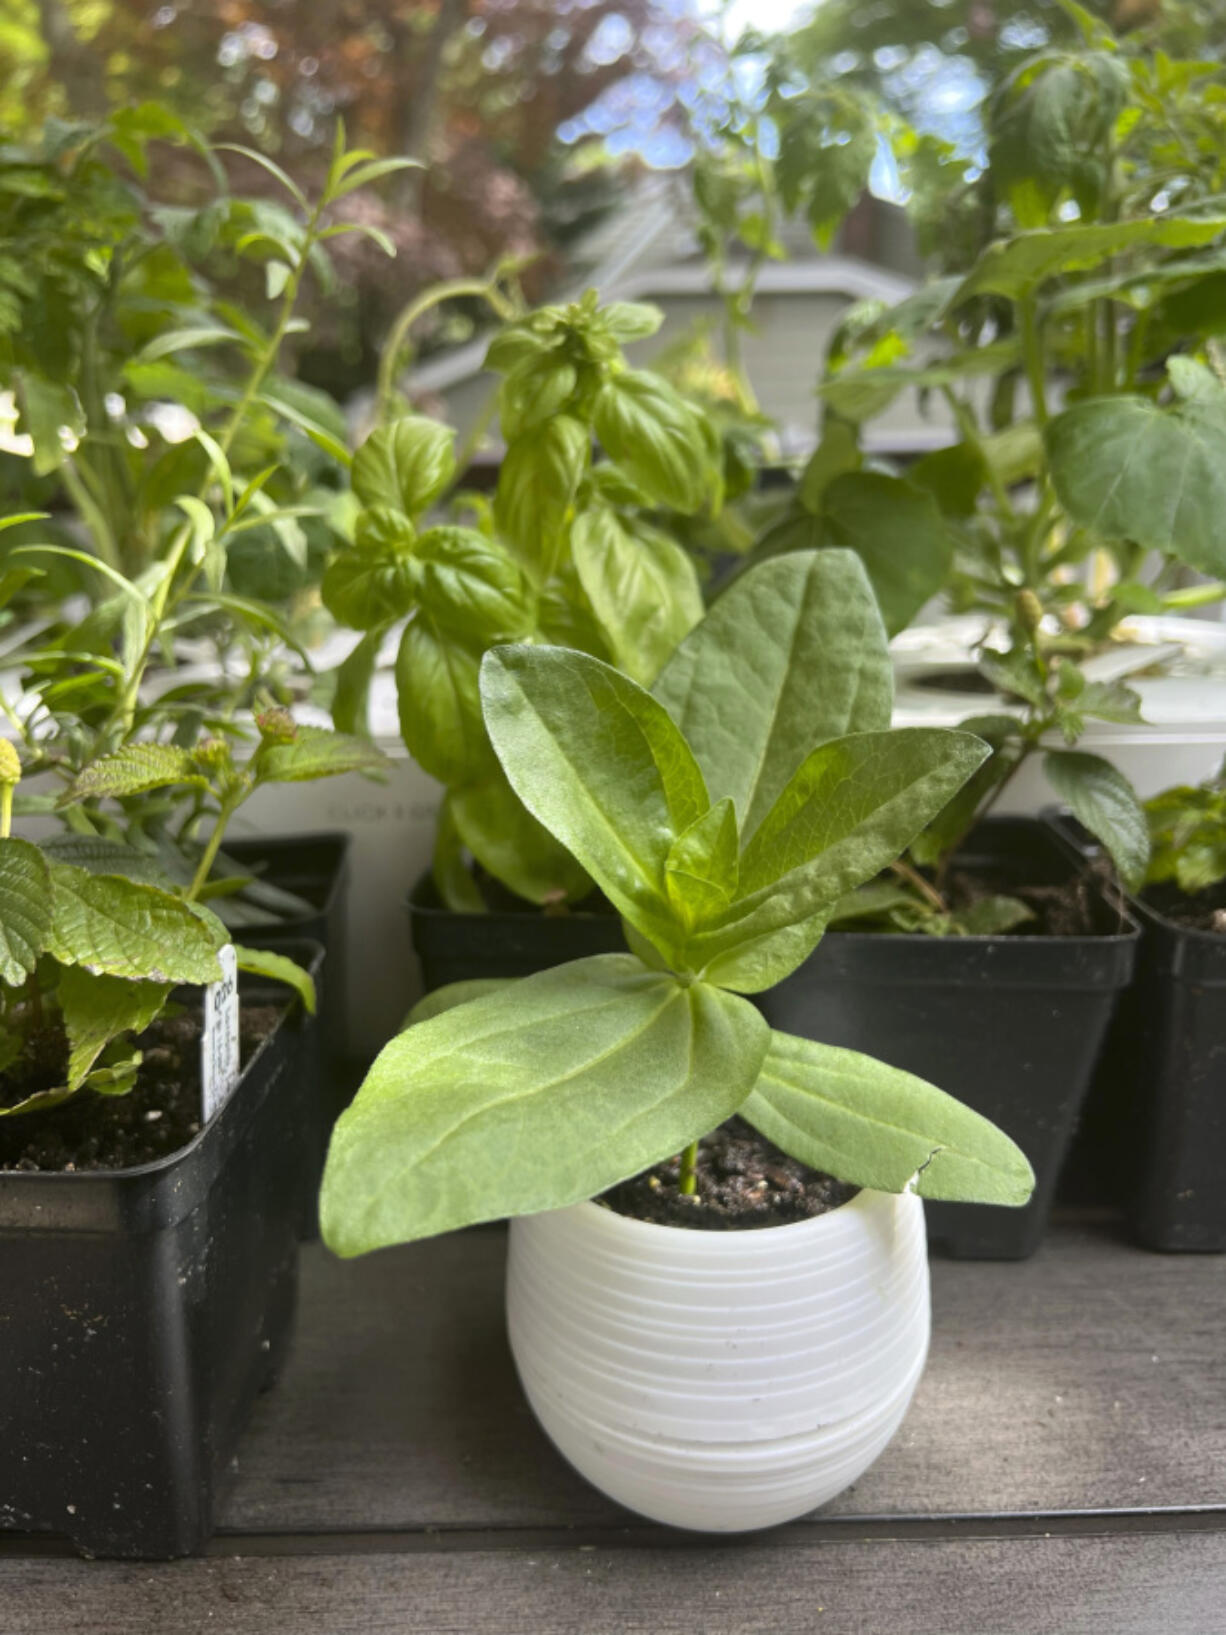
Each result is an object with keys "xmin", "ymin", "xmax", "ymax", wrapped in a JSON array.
[
  {"xmin": 1121, "ymin": 887, "xmax": 1226, "ymax": 1252},
  {"xmin": 226, "ymin": 832, "xmax": 352, "ymax": 1233},
  {"xmin": 408, "ymin": 871, "xmax": 626, "ymax": 994},
  {"xmin": 757, "ymin": 819, "xmax": 1140, "ymax": 1261},
  {"xmin": 1049, "ymin": 814, "xmax": 1226, "ymax": 1253},
  {"xmin": 0, "ymin": 942, "xmax": 323, "ymax": 1560}
]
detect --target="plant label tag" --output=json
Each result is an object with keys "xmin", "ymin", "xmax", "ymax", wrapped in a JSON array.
[{"xmin": 201, "ymin": 944, "xmax": 240, "ymax": 1123}]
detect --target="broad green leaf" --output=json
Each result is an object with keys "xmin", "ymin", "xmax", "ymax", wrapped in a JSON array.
[
  {"xmin": 499, "ymin": 358, "xmax": 578, "ymax": 440},
  {"xmin": 432, "ymin": 795, "xmax": 489, "ymax": 913},
  {"xmin": 331, "ymin": 629, "xmax": 384, "ymax": 736},
  {"xmin": 909, "ymin": 715, "xmax": 1024, "ymax": 871},
  {"xmin": 413, "ymin": 526, "xmax": 533, "ymax": 643},
  {"xmin": 0, "ymin": 836, "xmax": 51, "ymax": 986},
  {"xmin": 601, "ymin": 301, "xmax": 663, "ymax": 342},
  {"xmin": 352, "ymin": 417, "xmax": 456, "ymax": 516},
  {"xmin": 819, "ymin": 473, "xmax": 953, "ymax": 637},
  {"xmin": 1046, "ymin": 395, "xmax": 1226, "ymax": 577},
  {"xmin": 255, "ymin": 724, "xmax": 389, "ymax": 784},
  {"xmin": 688, "ymin": 728, "xmax": 991, "ymax": 991},
  {"xmin": 818, "ymin": 343, "xmax": 1018, "ymax": 423},
  {"xmin": 593, "ymin": 372, "xmax": 712, "ymax": 514},
  {"xmin": 481, "ymin": 645, "xmax": 708, "ymax": 957},
  {"xmin": 406, "ymin": 979, "xmax": 511, "ymax": 1028},
  {"xmin": 136, "ymin": 325, "xmax": 244, "ymax": 364},
  {"xmin": 798, "ymin": 419, "xmax": 861, "ymax": 512},
  {"xmin": 495, "ymin": 415, "xmax": 589, "ymax": 579},
  {"xmin": 37, "ymin": 834, "xmax": 178, "ymax": 888},
  {"xmin": 57, "ymin": 966, "xmax": 169, "ymax": 1089},
  {"xmin": 957, "ymin": 217, "xmax": 1226, "ymax": 303},
  {"xmin": 46, "ymin": 865, "xmax": 224, "ymax": 985},
  {"xmin": 743, "ymin": 1031, "xmax": 1035, "ymax": 1205},
  {"xmin": 322, "ymin": 544, "xmax": 417, "ymax": 631},
  {"xmin": 1044, "ymin": 749, "xmax": 1149, "ymax": 890},
  {"xmin": 66, "ymin": 743, "xmax": 204, "ymax": 803},
  {"xmin": 320, "ymin": 955, "xmax": 769, "ymax": 1254},
  {"xmin": 666, "ymin": 798, "xmax": 739, "ymax": 926},
  {"xmin": 449, "ymin": 769, "xmax": 592, "ymax": 907},
  {"xmin": 18, "ymin": 376, "xmax": 83, "ymax": 474},
  {"xmin": 572, "ymin": 508, "xmax": 704, "ymax": 686},
  {"xmin": 234, "ymin": 945, "xmax": 316, "ymax": 1013},
  {"xmin": 653, "ymin": 551, "xmax": 892, "ymax": 838},
  {"xmin": 397, "ymin": 617, "xmax": 493, "ymax": 786}
]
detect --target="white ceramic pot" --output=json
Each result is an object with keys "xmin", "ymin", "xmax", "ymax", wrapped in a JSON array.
[{"xmin": 506, "ymin": 1188, "xmax": 929, "ymax": 1533}]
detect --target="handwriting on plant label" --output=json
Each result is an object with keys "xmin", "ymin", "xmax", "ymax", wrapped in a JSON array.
[{"xmin": 201, "ymin": 944, "xmax": 240, "ymax": 1124}]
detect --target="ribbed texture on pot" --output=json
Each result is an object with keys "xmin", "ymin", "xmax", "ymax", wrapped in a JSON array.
[{"xmin": 507, "ymin": 1188, "xmax": 930, "ymax": 1532}]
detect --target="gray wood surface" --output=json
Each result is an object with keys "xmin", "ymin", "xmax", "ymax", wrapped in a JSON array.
[
  {"xmin": 6, "ymin": 1533, "xmax": 1226, "ymax": 1634},
  {"xmin": 220, "ymin": 1220, "xmax": 1226, "ymax": 1532}
]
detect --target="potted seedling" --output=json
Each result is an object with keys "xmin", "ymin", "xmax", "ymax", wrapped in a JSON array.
[
  {"xmin": 321, "ymin": 292, "xmax": 728, "ymax": 993},
  {"xmin": 320, "ymin": 548, "xmax": 1035, "ymax": 1533}
]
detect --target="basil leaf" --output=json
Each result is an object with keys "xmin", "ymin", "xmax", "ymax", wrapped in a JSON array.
[
  {"xmin": 412, "ymin": 525, "xmax": 533, "ymax": 643},
  {"xmin": 396, "ymin": 617, "xmax": 494, "ymax": 787},
  {"xmin": 495, "ymin": 415, "xmax": 589, "ymax": 580},
  {"xmin": 572, "ymin": 508, "xmax": 704, "ymax": 686},
  {"xmin": 351, "ymin": 416, "xmax": 456, "ymax": 515},
  {"xmin": 593, "ymin": 371, "xmax": 712, "ymax": 514}
]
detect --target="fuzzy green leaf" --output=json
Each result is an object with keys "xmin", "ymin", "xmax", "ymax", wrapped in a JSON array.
[
  {"xmin": 1046, "ymin": 395, "xmax": 1226, "ymax": 577},
  {"xmin": 653, "ymin": 551, "xmax": 892, "ymax": 839},
  {"xmin": 481, "ymin": 645, "xmax": 708, "ymax": 958},
  {"xmin": 744, "ymin": 1031, "xmax": 1035, "ymax": 1205},
  {"xmin": 46, "ymin": 864, "xmax": 224, "ymax": 984},
  {"xmin": 57, "ymin": 965, "xmax": 169, "ymax": 1089},
  {"xmin": 0, "ymin": 836, "xmax": 51, "ymax": 986},
  {"xmin": 255, "ymin": 725, "xmax": 389, "ymax": 784},
  {"xmin": 666, "ymin": 798, "xmax": 739, "ymax": 927},
  {"xmin": 66, "ymin": 743, "xmax": 204, "ymax": 803},
  {"xmin": 1044, "ymin": 750, "xmax": 1149, "ymax": 891},
  {"xmin": 687, "ymin": 728, "xmax": 991, "ymax": 991},
  {"xmin": 956, "ymin": 216, "xmax": 1226, "ymax": 302},
  {"xmin": 320, "ymin": 955, "xmax": 770, "ymax": 1255}
]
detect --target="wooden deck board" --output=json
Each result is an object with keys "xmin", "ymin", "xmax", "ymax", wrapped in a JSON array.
[
  {"xmin": 6, "ymin": 1532, "xmax": 1226, "ymax": 1634},
  {"xmin": 220, "ymin": 1220, "xmax": 1226, "ymax": 1532}
]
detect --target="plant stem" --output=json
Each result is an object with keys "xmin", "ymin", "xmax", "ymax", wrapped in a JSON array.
[
  {"xmin": 0, "ymin": 783, "xmax": 11, "ymax": 839},
  {"xmin": 376, "ymin": 277, "xmax": 519, "ymax": 419},
  {"xmin": 890, "ymin": 857, "xmax": 947, "ymax": 915},
  {"xmin": 186, "ymin": 792, "xmax": 240, "ymax": 902},
  {"xmin": 678, "ymin": 1140, "xmax": 699, "ymax": 1197},
  {"xmin": 1019, "ymin": 298, "xmax": 1048, "ymax": 428}
]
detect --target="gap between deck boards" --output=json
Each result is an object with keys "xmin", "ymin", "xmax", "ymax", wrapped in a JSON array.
[{"xmin": 5, "ymin": 1506, "xmax": 1226, "ymax": 1561}]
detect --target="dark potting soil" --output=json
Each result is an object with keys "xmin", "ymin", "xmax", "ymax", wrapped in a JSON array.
[
  {"xmin": 0, "ymin": 1005, "xmax": 280, "ymax": 1173},
  {"xmin": 943, "ymin": 864, "xmax": 1103, "ymax": 937},
  {"xmin": 1142, "ymin": 879, "xmax": 1226, "ymax": 936},
  {"xmin": 601, "ymin": 1118, "xmax": 858, "ymax": 1231}
]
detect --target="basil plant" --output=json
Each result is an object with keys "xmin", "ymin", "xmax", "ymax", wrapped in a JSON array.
[
  {"xmin": 324, "ymin": 292, "xmax": 726, "ymax": 913},
  {"xmin": 321, "ymin": 550, "xmax": 1034, "ymax": 1257}
]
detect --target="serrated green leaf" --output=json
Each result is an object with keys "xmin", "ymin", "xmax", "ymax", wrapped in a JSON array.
[
  {"xmin": 234, "ymin": 945, "xmax": 315, "ymax": 1013},
  {"xmin": 1046, "ymin": 395, "xmax": 1226, "ymax": 577},
  {"xmin": 320, "ymin": 955, "xmax": 769, "ymax": 1255},
  {"xmin": 66, "ymin": 743, "xmax": 204, "ymax": 803},
  {"xmin": 255, "ymin": 725, "xmax": 389, "ymax": 784},
  {"xmin": 37, "ymin": 835, "xmax": 178, "ymax": 888},
  {"xmin": 481, "ymin": 645, "xmax": 708, "ymax": 960},
  {"xmin": 0, "ymin": 836, "xmax": 51, "ymax": 986},
  {"xmin": 743, "ymin": 1031, "xmax": 1035, "ymax": 1205},
  {"xmin": 1044, "ymin": 749, "xmax": 1149, "ymax": 890},
  {"xmin": 957, "ymin": 217, "xmax": 1226, "ymax": 302},
  {"xmin": 46, "ymin": 864, "xmax": 224, "ymax": 984},
  {"xmin": 57, "ymin": 965, "xmax": 169, "ymax": 1089},
  {"xmin": 572, "ymin": 508, "xmax": 704, "ymax": 686},
  {"xmin": 352, "ymin": 417, "xmax": 456, "ymax": 516},
  {"xmin": 654, "ymin": 551, "xmax": 892, "ymax": 838}
]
